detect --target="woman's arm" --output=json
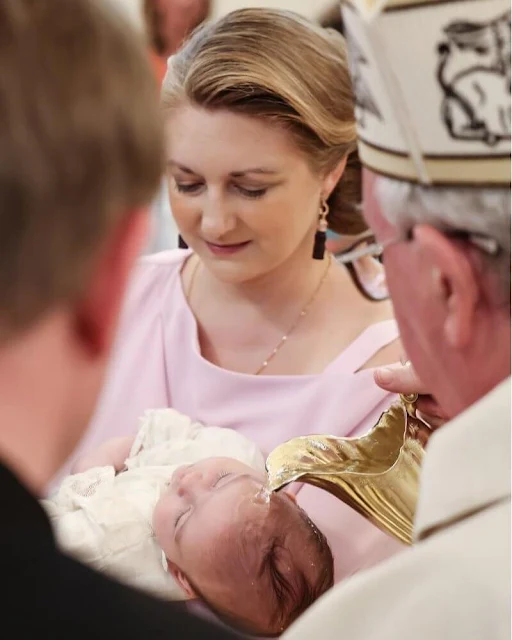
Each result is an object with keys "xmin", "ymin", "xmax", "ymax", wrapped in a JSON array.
[{"xmin": 71, "ymin": 436, "xmax": 136, "ymax": 474}]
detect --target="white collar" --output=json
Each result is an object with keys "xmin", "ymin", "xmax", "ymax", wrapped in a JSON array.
[{"xmin": 414, "ymin": 378, "xmax": 511, "ymax": 542}]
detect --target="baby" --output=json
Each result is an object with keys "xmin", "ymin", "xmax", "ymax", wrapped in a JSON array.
[{"xmin": 43, "ymin": 410, "xmax": 333, "ymax": 636}]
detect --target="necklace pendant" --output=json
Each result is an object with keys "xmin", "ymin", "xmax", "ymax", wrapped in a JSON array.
[{"xmin": 255, "ymin": 254, "xmax": 332, "ymax": 376}]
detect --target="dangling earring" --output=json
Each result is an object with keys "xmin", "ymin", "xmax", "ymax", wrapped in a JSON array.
[{"xmin": 312, "ymin": 199, "xmax": 329, "ymax": 260}]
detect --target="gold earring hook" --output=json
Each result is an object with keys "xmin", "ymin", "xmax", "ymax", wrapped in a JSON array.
[{"xmin": 317, "ymin": 200, "xmax": 329, "ymax": 234}]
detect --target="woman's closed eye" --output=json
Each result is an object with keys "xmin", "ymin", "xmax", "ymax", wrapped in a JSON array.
[
  {"xmin": 173, "ymin": 179, "xmax": 268, "ymax": 199},
  {"xmin": 174, "ymin": 180, "xmax": 203, "ymax": 194},
  {"xmin": 235, "ymin": 185, "xmax": 267, "ymax": 199}
]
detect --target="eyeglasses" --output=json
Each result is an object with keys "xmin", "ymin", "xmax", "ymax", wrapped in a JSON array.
[
  {"xmin": 334, "ymin": 228, "xmax": 501, "ymax": 302},
  {"xmin": 334, "ymin": 230, "xmax": 389, "ymax": 302}
]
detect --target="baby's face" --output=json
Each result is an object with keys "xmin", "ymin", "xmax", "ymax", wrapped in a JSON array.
[
  {"xmin": 153, "ymin": 457, "xmax": 268, "ymax": 569},
  {"xmin": 153, "ymin": 457, "xmax": 333, "ymax": 635},
  {"xmin": 153, "ymin": 459, "xmax": 291, "ymax": 605}
]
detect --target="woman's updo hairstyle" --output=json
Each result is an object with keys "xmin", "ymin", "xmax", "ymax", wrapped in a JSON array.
[{"xmin": 162, "ymin": 8, "xmax": 366, "ymax": 234}]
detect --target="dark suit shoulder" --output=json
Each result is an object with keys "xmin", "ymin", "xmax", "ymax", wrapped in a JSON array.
[
  {"xmin": 7, "ymin": 544, "xmax": 236, "ymax": 639},
  {"xmin": 1, "ymin": 462, "xmax": 236, "ymax": 638}
]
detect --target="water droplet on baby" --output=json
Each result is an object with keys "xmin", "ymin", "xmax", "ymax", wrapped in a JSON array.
[{"xmin": 254, "ymin": 484, "xmax": 272, "ymax": 504}]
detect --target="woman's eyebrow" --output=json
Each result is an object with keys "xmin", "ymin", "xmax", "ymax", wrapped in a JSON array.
[
  {"xmin": 230, "ymin": 168, "xmax": 278, "ymax": 177},
  {"xmin": 167, "ymin": 161, "xmax": 279, "ymax": 177},
  {"xmin": 167, "ymin": 160, "xmax": 195, "ymax": 174}
]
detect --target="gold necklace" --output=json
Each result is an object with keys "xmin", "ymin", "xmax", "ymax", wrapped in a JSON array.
[{"xmin": 186, "ymin": 254, "xmax": 332, "ymax": 375}]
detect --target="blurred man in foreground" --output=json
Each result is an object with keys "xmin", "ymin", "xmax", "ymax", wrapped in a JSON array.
[{"xmin": 0, "ymin": 1, "xmax": 235, "ymax": 637}]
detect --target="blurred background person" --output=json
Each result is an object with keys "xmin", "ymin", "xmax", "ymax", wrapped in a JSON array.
[
  {"xmin": 144, "ymin": 0, "xmax": 211, "ymax": 254},
  {"xmin": 144, "ymin": 0, "xmax": 211, "ymax": 84},
  {"xmin": 318, "ymin": 2, "xmax": 344, "ymax": 34},
  {"xmin": 210, "ymin": 0, "xmax": 334, "ymax": 21}
]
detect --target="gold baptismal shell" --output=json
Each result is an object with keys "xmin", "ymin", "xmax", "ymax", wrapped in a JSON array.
[{"xmin": 265, "ymin": 396, "xmax": 426, "ymax": 545}]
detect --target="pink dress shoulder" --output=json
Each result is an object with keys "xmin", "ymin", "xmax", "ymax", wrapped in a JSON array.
[{"xmin": 62, "ymin": 249, "xmax": 405, "ymax": 579}]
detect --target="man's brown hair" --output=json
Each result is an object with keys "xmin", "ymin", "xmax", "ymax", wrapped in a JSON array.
[{"xmin": 0, "ymin": 0, "xmax": 164, "ymax": 340}]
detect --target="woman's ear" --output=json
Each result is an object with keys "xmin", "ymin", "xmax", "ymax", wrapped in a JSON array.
[
  {"xmin": 166, "ymin": 560, "xmax": 197, "ymax": 599},
  {"xmin": 322, "ymin": 155, "xmax": 348, "ymax": 200}
]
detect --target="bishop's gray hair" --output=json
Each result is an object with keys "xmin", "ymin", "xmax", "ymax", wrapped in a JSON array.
[{"xmin": 375, "ymin": 176, "xmax": 511, "ymax": 306}]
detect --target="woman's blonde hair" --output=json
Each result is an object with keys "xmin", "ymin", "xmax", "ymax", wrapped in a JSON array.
[{"xmin": 162, "ymin": 8, "xmax": 366, "ymax": 235}]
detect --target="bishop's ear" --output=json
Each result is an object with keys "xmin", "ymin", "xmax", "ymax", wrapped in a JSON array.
[{"xmin": 414, "ymin": 224, "xmax": 478, "ymax": 350}]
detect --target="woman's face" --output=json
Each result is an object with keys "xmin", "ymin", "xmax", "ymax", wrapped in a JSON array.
[{"xmin": 166, "ymin": 103, "xmax": 334, "ymax": 283}]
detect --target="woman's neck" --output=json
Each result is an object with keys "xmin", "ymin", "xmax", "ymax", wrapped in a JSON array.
[{"xmin": 195, "ymin": 246, "xmax": 331, "ymax": 313}]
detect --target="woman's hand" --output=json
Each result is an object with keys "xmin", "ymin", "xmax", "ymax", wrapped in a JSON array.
[{"xmin": 374, "ymin": 362, "xmax": 450, "ymax": 430}]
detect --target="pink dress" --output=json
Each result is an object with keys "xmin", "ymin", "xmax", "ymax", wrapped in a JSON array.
[{"xmin": 62, "ymin": 249, "xmax": 404, "ymax": 580}]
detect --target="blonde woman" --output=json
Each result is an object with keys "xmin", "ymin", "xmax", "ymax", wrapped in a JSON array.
[{"xmin": 69, "ymin": 9, "xmax": 404, "ymax": 581}]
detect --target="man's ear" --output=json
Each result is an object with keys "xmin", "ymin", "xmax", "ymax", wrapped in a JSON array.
[
  {"xmin": 413, "ymin": 224, "xmax": 478, "ymax": 350},
  {"xmin": 74, "ymin": 208, "xmax": 150, "ymax": 358},
  {"xmin": 166, "ymin": 560, "xmax": 198, "ymax": 599}
]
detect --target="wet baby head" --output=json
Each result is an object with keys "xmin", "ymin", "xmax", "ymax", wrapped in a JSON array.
[{"xmin": 153, "ymin": 457, "xmax": 334, "ymax": 636}]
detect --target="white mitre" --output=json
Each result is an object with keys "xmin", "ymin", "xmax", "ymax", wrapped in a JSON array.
[{"xmin": 341, "ymin": 0, "xmax": 511, "ymax": 185}]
